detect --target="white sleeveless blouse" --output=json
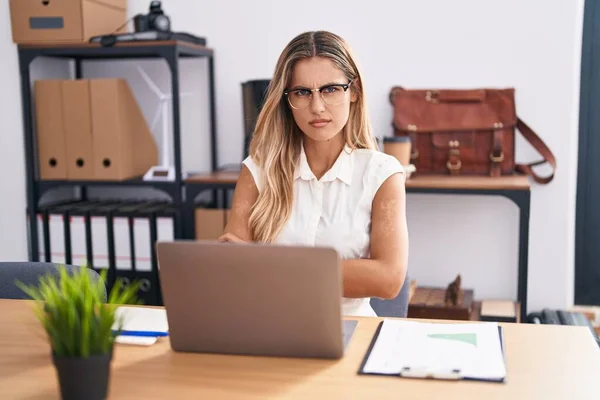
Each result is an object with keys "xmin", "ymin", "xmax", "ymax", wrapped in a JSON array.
[{"xmin": 243, "ymin": 145, "xmax": 405, "ymax": 317}]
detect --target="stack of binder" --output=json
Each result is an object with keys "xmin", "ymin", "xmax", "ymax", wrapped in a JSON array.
[{"xmin": 34, "ymin": 199, "xmax": 178, "ymax": 306}]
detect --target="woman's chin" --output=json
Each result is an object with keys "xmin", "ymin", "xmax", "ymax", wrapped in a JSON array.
[{"xmin": 302, "ymin": 127, "xmax": 341, "ymax": 142}]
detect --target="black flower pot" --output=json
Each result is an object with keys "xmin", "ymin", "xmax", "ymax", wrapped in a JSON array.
[{"xmin": 52, "ymin": 351, "xmax": 113, "ymax": 400}]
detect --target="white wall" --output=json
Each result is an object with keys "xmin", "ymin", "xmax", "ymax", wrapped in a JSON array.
[
  {"xmin": 0, "ymin": 0, "xmax": 584, "ymax": 313},
  {"xmin": 0, "ymin": 2, "xmax": 26, "ymax": 261}
]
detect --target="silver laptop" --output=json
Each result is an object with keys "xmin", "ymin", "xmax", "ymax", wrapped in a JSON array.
[{"xmin": 156, "ymin": 240, "xmax": 356, "ymax": 359}]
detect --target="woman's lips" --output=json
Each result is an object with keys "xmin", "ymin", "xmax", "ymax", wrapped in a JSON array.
[{"xmin": 309, "ymin": 119, "xmax": 331, "ymax": 128}]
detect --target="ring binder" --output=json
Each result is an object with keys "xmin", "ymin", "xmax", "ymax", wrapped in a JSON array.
[{"xmin": 89, "ymin": 201, "xmax": 130, "ymax": 290}]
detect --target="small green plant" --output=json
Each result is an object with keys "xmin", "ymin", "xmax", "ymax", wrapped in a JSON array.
[{"xmin": 17, "ymin": 266, "xmax": 142, "ymax": 358}]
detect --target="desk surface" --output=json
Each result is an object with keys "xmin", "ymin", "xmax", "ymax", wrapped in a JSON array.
[
  {"xmin": 1, "ymin": 299, "xmax": 597, "ymax": 399},
  {"xmin": 186, "ymin": 171, "xmax": 531, "ymax": 191}
]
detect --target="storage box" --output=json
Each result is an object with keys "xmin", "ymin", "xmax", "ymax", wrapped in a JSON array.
[
  {"xmin": 479, "ymin": 300, "xmax": 519, "ymax": 323},
  {"xmin": 195, "ymin": 209, "xmax": 230, "ymax": 240},
  {"xmin": 9, "ymin": 0, "xmax": 126, "ymax": 44},
  {"xmin": 34, "ymin": 78, "xmax": 158, "ymax": 181}
]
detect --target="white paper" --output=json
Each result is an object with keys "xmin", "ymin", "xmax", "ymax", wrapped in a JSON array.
[
  {"xmin": 115, "ymin": 335, "xmax": 158, "ymax": 346},
  {"xmin": 362, "ymin": 320, "xmax": 506, "ymax": 381},
  {"xmin": 113, "ymin": 307, "xmax": 169, "ymax": 333}
]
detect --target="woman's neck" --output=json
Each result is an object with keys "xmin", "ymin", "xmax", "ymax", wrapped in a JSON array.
[{"xmin": 303, "ymin": 133, "xmax": 345, "ymax": 180}]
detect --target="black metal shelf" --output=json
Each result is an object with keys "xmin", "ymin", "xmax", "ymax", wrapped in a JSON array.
[
  {"xmin": 19, "ymin": 40, "xmax": 219, "ymax": 263},
  {"xmin": 17, "ymin": 40, "xmax": 213, "ymax": 60},
  {"xmin": 36, "ymin": 178, "xmax": 182, "ymax": 199}
]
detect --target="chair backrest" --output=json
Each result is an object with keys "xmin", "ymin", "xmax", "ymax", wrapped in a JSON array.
[
  {"xmin": 0, "ymin": 262, "xmax": 107, "ymax": 302},
  {"xmin": 370, "ymin": 273, "xmax": 411, "ymax": 318}
]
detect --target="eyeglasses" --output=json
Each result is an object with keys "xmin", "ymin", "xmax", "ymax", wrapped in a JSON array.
[{"xmin": 283, "ymin": 80, "xmax": 353, "ymax": 110}]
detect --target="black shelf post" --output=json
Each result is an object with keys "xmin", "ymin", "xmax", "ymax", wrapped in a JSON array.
[
  {"xmin": 208, "ymin": 55, "xmax": 218, "ymax": 172},
  {"xmin": 19, "ymin": 51, "xmax": 38, "ymax": 262},
  {"xmin": 164, "ymin": 47, "xmax": 183, "ymax": 204}
]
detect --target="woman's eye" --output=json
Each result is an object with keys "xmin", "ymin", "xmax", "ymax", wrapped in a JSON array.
[
  {"xmin": 322, "ymin": 86, "xmax": 339, "ymax": 93},
  {"xmin": 295, "ymin": 89, "xmax": 310, "ymax": 97}
]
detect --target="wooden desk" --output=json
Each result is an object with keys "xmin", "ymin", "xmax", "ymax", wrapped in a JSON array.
[
  {"xmin": 1, "ymin": 300, "xmax": 598, "ymax": 399},
  {"xmin": 185, "ymin": 172, "xmax": 532, "ymax": 321}
]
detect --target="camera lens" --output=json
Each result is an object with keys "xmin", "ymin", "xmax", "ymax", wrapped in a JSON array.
[{"xmin": 153, "ymin": 15, "xmax": 170, "ymax": 32}]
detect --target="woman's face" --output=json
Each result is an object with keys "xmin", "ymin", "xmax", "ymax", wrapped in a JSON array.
[{"xmin": 287, "ymin": 57, "xmax": 357, "ymax": 142}]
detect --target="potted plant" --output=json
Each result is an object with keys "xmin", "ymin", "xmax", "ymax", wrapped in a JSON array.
[{"xmin": 17, "ymin": 266, "xmax": 142, "ymax": 400}]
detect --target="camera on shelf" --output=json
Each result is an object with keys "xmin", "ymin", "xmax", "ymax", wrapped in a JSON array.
[{"xmin": 134, "ymin": 1, "xmax": 171, "ymax": 33}]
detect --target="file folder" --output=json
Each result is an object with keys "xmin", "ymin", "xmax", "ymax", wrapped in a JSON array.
[
  {"xmin": 68, "ymin": 200, "xmax": 123, "ymax": 268},
  {"xmin": 88, "ymin": 201, "xmax": 125, "ymax": 270},
  {"xmin": 34, "ymin": 80, "xmax": 68, "ymax": 180},
  {"xmin": 37, "ymin": 212, "xmax": 46, "ymax": 262},
  {"xmin": 43, "ymin": 200, "xmax": 88, "ymax": 265},
  {"xmin": 88, "ymin": 201, "xmax": 132, "ymax": 290},
  {"xmin": 25, "ymin": 208, "xmax": 48, "ymax": 262},
  {"xmin": 111, "ymin": 201, "xmax": 155, "ymax": 272},
  {"xmin": 36, "ymin": 200, "xmax": 77, "ymax": 263},
  {"xmin": 129, "ymin": 201, "xmax": 174, "ymax": 306},
  {"xmin": 66, "ymin": 200, "xmax": 106, "ymax": 267},
  {"xmin": 62, "ymin": 79, "xmax": 95, "ymax": 180},
  {"xmin": 110, "ymin": 201, "xmax": 158, "ymax": 304},
  {"xmin": 89, "ymin": 79, "xmax": 158, "ymax": 180},
  {"xmin": 358, "ymin": 320, "xmax": 507, "ymax": 383}
]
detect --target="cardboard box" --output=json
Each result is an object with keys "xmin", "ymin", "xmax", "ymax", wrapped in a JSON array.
[
  {"xmin": 195, "ymin": 209, "xmax": 227, "ymax": 241},
  {"xmin": 34, "ymin": 78, "xmax": 158, "ymax": 181},
  {"xmin": 9, "ymin": 0, "xmax": 126, "ymax": 44}
]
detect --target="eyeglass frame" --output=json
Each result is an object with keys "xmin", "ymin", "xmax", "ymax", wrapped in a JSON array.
[{"xmin": 282, "ymin": 80, "xmax": 353, "ymax": 110}]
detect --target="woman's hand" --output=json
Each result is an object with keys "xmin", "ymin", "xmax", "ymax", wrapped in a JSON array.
[{"xmin": 218, "ymin": 232, "xmax": 247, "ymax": 244}]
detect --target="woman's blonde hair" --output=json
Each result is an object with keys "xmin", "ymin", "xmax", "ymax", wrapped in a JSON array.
[{"xmin": 248, "ymin": 31, "xmax": 376, "ymax": 243}]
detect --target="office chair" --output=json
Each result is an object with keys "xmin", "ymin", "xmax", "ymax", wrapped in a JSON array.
[
  {"xmin": 370, "ymin": 273, "xmax": 411, "ymax": 318},
  {"xmin": 0, "ymin": 262, "xmax": 107, "ymax": 302}
]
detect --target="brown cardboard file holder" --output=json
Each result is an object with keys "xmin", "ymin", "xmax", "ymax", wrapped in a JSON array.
[{"xmin": 34, "ymin": 78, "xmax": 158, "ymax": 181}]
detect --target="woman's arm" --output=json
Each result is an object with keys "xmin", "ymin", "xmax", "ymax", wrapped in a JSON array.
[
  {"xmin": 342, "ymin": 172, "xmax": 408, "ymax": 299},
  {"xmin": 218, "ymin": 165, "xmax": 258, "ymax": 243}
]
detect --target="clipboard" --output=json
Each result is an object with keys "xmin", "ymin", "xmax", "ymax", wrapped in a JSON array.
[{"xmin": 357, "ymin": 320, "xmax": 507, "ymax": 383}]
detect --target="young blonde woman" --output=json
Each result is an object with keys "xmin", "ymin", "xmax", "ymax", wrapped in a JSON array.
[{"xmin": 220, "ymin": 31, "xmax": 408, "ymax": 317}]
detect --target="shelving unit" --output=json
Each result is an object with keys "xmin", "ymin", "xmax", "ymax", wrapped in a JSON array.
[{"xmin": 17, "ymin": 40, "xmax": 218, "ymax": 263}]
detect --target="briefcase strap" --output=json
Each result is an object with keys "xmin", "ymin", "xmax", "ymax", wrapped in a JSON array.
[{"xmin": 515, "ymin": 118, "xmax": 557, "ymax": 184}]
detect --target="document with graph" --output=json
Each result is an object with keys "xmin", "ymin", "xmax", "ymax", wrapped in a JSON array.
[{"xmin": 359, "ymin": 320, "xmax": 506, "ymax": 382}]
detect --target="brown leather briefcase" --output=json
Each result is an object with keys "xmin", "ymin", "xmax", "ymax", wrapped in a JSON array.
[{"xmin": 389, "ymin": 87, "xmax": 556, "ymax": 184}]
